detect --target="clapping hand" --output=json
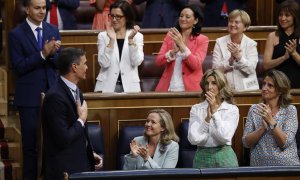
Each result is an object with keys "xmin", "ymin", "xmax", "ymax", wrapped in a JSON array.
[
  {"xmin": 128, "ymin": 25, "xmax": 140, "ymax": 40},
  {"xmin": 129, "ymin": 140, "xmax": 141, "ymax": 157},
  {"xmin": 139, "ymin": 145, "xmax": 150, "ymax": 161},
  {"xmin": 255, "ymin": 103, "xmax": 277, "ymax": 130},
  {"xmin": 42, "ymin": 37, "xmax": 61, "ymax": 57},
  {"xmin": 227, "ymin": 42, "xmax": 241, "ymax": 61},
  {"xmin": 205, "ymin": 90, "xmax": 219, "ymax": 114},
  {"xmin": 169, "ymin": 27, "xmax": 185, "ymax": 51},
  {"xmin": 285, "ymin": 39, "xmax": 297, "ymax": 56},
  {"xmin": 106, "ymin": 22, "xmax": 116, "ymax": 41}
]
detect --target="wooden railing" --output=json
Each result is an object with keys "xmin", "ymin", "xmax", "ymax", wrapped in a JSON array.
[{"xmin": 0, "ymin": 66, "xmax": 7, "ymax": 118}]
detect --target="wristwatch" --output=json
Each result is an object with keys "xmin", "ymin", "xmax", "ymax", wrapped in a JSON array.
[{"xmin": 269, "ymin": 122, "xmax": 277, "ymax": 130}]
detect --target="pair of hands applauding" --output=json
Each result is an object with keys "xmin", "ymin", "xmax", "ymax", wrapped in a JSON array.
[
  {"xmin": 130, "ymin": 140, "xmax": 149, "ymax": 161},
  {"xmin": 205, "ymin": 90, "xmax": 220, "ymax": 122}
]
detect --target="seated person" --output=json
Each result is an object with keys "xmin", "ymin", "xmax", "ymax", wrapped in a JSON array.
[
  {"xmin": 123, "ymin": 109, "xmax": 179, "ymax": 169},
  {"xmin": 212, "ymin": 9, "xmax": 259, "ymax": 91},
  {"xmin": 188, "ymin": 69, "xmax": 239, "ymax": 168},
  {"xmin": 155, "ymin": 4, "xmax": 208, "ymax": 92},
  {"xmin": 243, "ymin": 69, "xmax": 300, "ymax": 166},
  {"xmin": 94, "ymin": 0, "xmax": 144, "ymax": 92}
]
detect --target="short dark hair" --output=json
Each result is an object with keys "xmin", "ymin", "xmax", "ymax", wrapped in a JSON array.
[
  {"xmin": 175, "ymin": 4, "xmax": 204, "ymax": 37},
  {"xmin": 110, "ymin": 0, "xmax": 135, "ymax": 29},
  {"xmin": 56, "ymin": 47, "xmax": 85, "ymax": 75}
]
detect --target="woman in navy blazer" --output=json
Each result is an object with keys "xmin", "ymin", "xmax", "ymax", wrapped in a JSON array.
[{"xmin": 123, "ymin": 109, "xmax": 179, "ymax": 169}]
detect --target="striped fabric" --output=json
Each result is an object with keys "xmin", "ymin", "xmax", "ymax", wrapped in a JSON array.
[{"xmin": 193, "ymin": 145, "xmax": 238, "ymax": 168}]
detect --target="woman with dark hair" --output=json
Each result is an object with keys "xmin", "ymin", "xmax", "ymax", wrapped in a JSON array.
[
  {"xmin": 243, "ymin": 69, "xmax": 300, "ymax": 166},
  {"xmin": 123, "ymin": 109, "xmax": 179, "ymax": 169},
  {"xmin": 263, "ymin": 0, "xmax": 300, "ymax": 88},
  {"xmin": 212, "ymin": 9, "xmax": 259, "ymax": 91},
  {"xmin": 188, "ymin": 69, "xmax": 239, "ymax": 168},
  {"xmin": 94, "ymin": 0, "xmax": 144, "ymax": 92},
  {"xmin": 155, "ymin": 4, "xmax": 209, "ymax": 92}
]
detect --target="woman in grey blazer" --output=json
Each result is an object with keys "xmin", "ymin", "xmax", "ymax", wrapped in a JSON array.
[{"xmin": 123, "ymin": 109, "xmax": 179, "ymax": 169}]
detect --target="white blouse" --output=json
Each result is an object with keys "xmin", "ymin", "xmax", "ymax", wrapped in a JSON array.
[{"xmin": 188, "ymin": 100, "xmax": 239, "ymax": 147}]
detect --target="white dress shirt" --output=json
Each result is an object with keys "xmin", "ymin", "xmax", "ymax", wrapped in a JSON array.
[
  {"xmin": 188, "ymin": 100, "xmax": 239, "ymax": 147},
  {"xmin": 60, "ymin": 76, "xmax": 84, "ymax": 127},
  {"xmin": 26, "ymin": 18, "xmax": 45, "ymax": 59},
  {"xmin": 168, "ymin": 47, "xmax": 191, "ymax": 92}
]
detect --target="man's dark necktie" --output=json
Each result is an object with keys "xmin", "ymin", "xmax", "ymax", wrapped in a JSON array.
[{"xmin": 35, "ymin": 27, "xmax": 43, "ymax": 50}]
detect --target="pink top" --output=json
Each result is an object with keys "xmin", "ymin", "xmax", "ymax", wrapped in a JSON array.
[{"xmin": 90, "ymin": 0, "xmax": 115, "ymax": 30}]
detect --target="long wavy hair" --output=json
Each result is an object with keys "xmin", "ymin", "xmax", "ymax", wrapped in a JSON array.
[
  {"xmin": 262, "ymin": 69, "xmax": 292, "ymax": 108},
  {"xmin": 200, "ymin": 69, "xmax": 234, "ymax": 104},
  {"xmin": 143, "ymin": 109, "xmax": 179, "ymax": 153},
  {"xmin": 276, "ymin": 0, "xmax": 300, "ymax": 38}
]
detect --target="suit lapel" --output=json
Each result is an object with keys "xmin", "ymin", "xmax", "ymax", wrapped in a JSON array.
[
  {"xmin": 42, "ymin": 22, "xmax": 51, "ymax": 45},
  {"xmin": 22, "ymin": 21, "xmax": 40, "ymax": 51},
  {"xmin": 58, "ymin": 78, "xmax": 77, "ymax": 108},
  {"xmin": 153, "ymin": 142, "xmax": 164, "ymax": 161}
]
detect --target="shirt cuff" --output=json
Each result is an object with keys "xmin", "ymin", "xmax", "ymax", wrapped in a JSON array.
[
  {"xmin": 40, "ymin": 51, "xmax": 46, "ymax": 60},
  {"xmin": 165, "ymin": 50, "xmax": 176, "ymax": 62},
  {"xmin": 177, "ymin": 47, "xmax": 191, "ymax": 59},
  {"xmin": 77, "ymin": 119, "xmax": 85, "ymax": 127}
]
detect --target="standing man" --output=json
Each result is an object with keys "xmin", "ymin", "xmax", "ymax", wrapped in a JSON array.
[
  {"xmin": 45, "ymin": 0, "xmax": 80, "ymax": 30},
  {"xmin": 8, "ymin": 0, "xmax": 61, "ymax": 179},
  {"xmin": 42, "ymin": 47, "xmax": 102, "ymax": 179}
]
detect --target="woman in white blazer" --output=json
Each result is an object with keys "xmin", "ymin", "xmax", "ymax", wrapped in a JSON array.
[
  {"xmin": 123, "ymin": 109, "xmax": 179, "ymax": 169},
  {"xmin": 94, "ymin": 1, "xmax": 144, "ymax": 93},
  {"xmin": 212, "ymin": 9, "xmax": 259, "ymax": 91}
]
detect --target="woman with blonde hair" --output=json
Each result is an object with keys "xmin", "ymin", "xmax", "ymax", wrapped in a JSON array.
[
  {"xmin": 243, "ymin": 69, "xmax": 300, "ymax": 166},
  {"xmin": 212, "ymin": 9, "xmax": 259, "ymax": 91},
  {"xmin": 123, "ymin": 109, "xmax": 179, "ymax": 169},
  {"xmin": 188, "ymin": 69, "xmax": 239, "ymax": 168}
]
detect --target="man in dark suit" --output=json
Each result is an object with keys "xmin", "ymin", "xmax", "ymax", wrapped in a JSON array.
[
  {"xmin": 45, "ymin": 0, "xmax": 80, "ymax": 30},
  {"xmin": 133, "ymin": 0, "xmax": 188, "ymax": 28},
  {"xmin": 8, "ymin": 0, "xmax": 61, "ymax": 179},
  {"xmin": 42, "ymin": 47, "xmax": 103, "ymax": 180}
]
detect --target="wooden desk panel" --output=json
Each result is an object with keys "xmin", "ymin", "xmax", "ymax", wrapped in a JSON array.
[{"xmin": 84, "ymin": 90, "xmax": 300, "ymax": 170}]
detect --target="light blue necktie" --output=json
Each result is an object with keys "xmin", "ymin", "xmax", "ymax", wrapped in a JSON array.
[{"xmin": 35, "ymin": 27, "xmax": 42, "ymax": 50}]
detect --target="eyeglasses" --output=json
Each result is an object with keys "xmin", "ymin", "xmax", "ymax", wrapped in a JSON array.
[{"xmin": 109, "ymin": 14, "xmax": 125, "ymax": 20}]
